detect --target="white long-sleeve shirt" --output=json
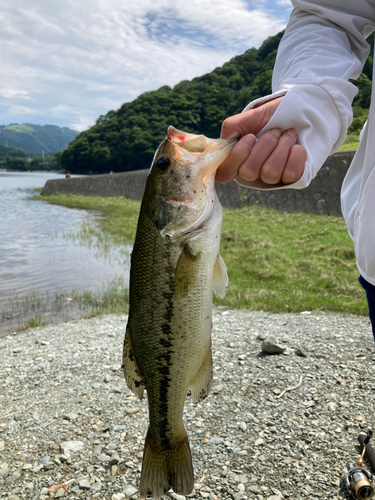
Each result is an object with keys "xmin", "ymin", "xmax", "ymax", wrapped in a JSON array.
[{"xmin": 238, "ymin": 0, "xmax": 375, "ymax": 285}]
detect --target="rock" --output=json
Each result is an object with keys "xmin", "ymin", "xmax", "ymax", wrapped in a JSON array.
[
  {"xmin": 209, "ymin": 437, "xmax": 224, "ymax": 445},
  {"xmin": 99, "ymin": 453, "xmax": 111, "ymax": 462},
  {"xmin": 0, "ymin": 441, "xmax": 4, "ymax": 452},
  {"xmin": 22, "ymin": 463, "xmax": 33, "ymax": 470},
  {"xmin": 63, "ymin": 412, "xmax": 79, "ymax": 421},
  {"xmin": 235, "ymin": 475, "xmax": 248, "ymax": 484},
  {"xmin": 170, "ymin": 493, "xmax": 186, "ymax": 500},
  {"xmin": 295, "ymin": 347, "xmax": 308, "ymax": 357},
  {"xmin": 326, "ymin": 402, "xmax": 337, "ymax": 412},
  {"xmin": 8, "ymin": 495, "xmax": 20, "ymax": 500},
  {"xmin": 78, "ymin": 478, "xmax": 91, "ymax": 490},
  {"xmin": 126, "ymin": 407, "xmax": 140, "ymax": 415},
  {"xmin": 55, "ymin": 488, "xmax": 66, "ymax": 498},
  {"xmin": 112, "ymin": 494, "xmax": 125, "ymax": 500},
  {"xmin": 267, "ymin": 496, "xmax": 282, "ymax": 500},
  {"xmin": 123, "ymin": 484, "xmax": 138, "ymax": 496},
  {"xmin": 60, "ymin": 440, "xmax": 85, "ymax": 455},
  {"xmin": 93, "ymin": 444, "xmax": 102, "ymax": 456},
  {"xmin": 255, "ymin": 438, "xmax": 264, "ymax": 446},
  {"xmin": 109, "ymin": 451, "xmax": 120, "ymax": 465},
  {"xmin": 261, "ymin": 338, "xmax": 287, "ymax": 354},
  {"xmin": 91, "ymin": 482, "xmax": 102, "ymax": 493},
  {"xmin": 239, "ymin": 422, "xmax": 247, "ymax": 432}
]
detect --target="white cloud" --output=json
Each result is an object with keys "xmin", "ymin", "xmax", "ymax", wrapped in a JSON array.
[{"xmin": 0, "ymin": 0, "xmax": 289, "ymax": 130}]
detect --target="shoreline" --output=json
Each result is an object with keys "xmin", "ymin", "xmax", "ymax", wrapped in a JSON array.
[{"xmin": 0, "ymin": 309, "xmax": 374, "ymax": 499}]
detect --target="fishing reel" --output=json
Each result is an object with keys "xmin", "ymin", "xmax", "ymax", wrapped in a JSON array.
[{"xmin": 346, "ymin": 431, "xmax": 375, "ymax": 499}]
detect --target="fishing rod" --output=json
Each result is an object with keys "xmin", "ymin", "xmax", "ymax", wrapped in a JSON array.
[{"xmin": 346, "ymin": 430, "xmax": 375, "ymax": 499}]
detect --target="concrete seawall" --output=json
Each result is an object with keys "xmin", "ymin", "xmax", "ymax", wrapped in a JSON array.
[{"xmin": 41, "ymin": 151, "xmax": 355, "ymax": 216}]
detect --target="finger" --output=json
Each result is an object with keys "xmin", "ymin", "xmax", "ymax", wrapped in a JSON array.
[
  {"xmin": 281, "ymin": 144, "xmax": 307, "ymax": 184},
  {"xmin": 260, "ymin": 129, "xmax": 298, "ymax": 184},
  {"xmin": 238, "ymin": 129, "xmax": 281, "ymax": 181},
  {"xmin": 220, "ymin": 96, "xmax": 284, "ymax": 139},
  {"xmin": 215, "ymin": 134, "xmax": 256, "ymax": 183}
]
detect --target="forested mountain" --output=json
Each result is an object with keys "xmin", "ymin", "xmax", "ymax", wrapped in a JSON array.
[
  {"xmin": 59, "ymin": 31, "xmax": 373, "ymax": 175},
  {"xmin": 0, "ymin": 124, "xmax": 78, "ymax": 155}
]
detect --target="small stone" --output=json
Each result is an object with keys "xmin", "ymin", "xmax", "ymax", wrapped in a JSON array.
[
  {"xmin": 63, "ymin": 412, "xmax": 79, "ymax": 421},
  {"xmin": 113, "ymin": 425, "xmax": 126, "ymax": 431},
  {"xmin": 209, "ymin": 437, "xmax": 224, "ymax": 446},
  {"xmin": 112, "ymin": 364, "xmax": 122, "ymax": 371},
  {"xmin": 238, "ymin": 354, "xmax": 247, "ymax": 360},
  {"xmin": 22, "ymin": 463, "xmax": 33, "ymax": 470},
  {"xmin": 78, "ymin": 478, "xmax": 91, "ymax": 490},
  {"xmin": 55, "ymin": 488, "xmax": 66, "ymax": 498},
  {"xmin": 255, "ymin": 438, "xmax": 264, "ymax": 446},
  {"xmin": 236, "ymin": 475, "xmax": 248, "ymax": 484},
  {"xmin": 170, "ymin": 493, "xmax": 186, "ymax": 500},
  {"xmin": 123, "ymin": 484, "xmax": 138, "ymax": 496},
  {"xmin": 238, "ymin": 484, "xmax": 245, "ymax": 492},
  {"xmin": 91, "ymin": 482, "xmax": 102, "ymax": 493},
  {"xmin": 267, "ymin": 496, "xmax": 282, "ymax": 500},
  {"xmin": 99, "ymin": 453, "xmax": 110, "ymax": 462},
  {"xmin": 25, "ymin": 482, "xmax": 34, "ymax": 490},
  {"xmin": 8, "ymin": 495, "xmax": 20, "ymax": 500},
  {"xmin": 104, "ymin": 374, "xmax": 113, "ymax": 383},
  {"xmin": 93, "ymin": 444, "xmax": 102, "ymax": 456},
  {"xmin": 109, "ymin": 451, "xmax": 120, "ymax": 465},
  {"xmin": 296, "ymin": 347, "xmax": 308, "ymax": 357},
  {"xmin": 92, "ymin": 383, "xmax": 101, "ymax": 389},
  {"xmin": 40, "ymin": 455, "xmax": 51, "ymax": 465},
  {"xmin": 126, "ymin": 407, "xmax": 140, "ymax": 415},
  {"xmin": 13, "ymin": 348, "xmax": 22, "ymax": 353},
  {"xmin": 0, "ymin": 441, "xmax": 4, "ymax": 452},
  {"xmin": 112, "ymin": 494, "xmax": 125, "ymax": 500},
  {"xmin": 261, "ymin": 338, "xmax": 286, "ymax": 355},
  {"xmin": 326, "ymin": 402, "xmax": 337, "ymax": 412},
  {"xmin": 60, "ymin": 440, "xmax": 84, "ymax": 455},
  {"xmin": 239, "ymin": 422, "xmax": 247, "ymax": 432}
]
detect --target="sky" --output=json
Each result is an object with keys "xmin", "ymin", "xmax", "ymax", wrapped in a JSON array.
[{"xmin": 0, "ymin": 0, "xmax": 292, "ymax": 132}]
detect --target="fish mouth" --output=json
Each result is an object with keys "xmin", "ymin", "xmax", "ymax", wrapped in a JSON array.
[{"xmin": 167, "ymin": 125, "xmax": 237, "ymax": 181}]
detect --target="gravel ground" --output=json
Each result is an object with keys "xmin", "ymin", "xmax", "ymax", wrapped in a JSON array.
[{"xmin": 1, "ymin": 309, "xmax": 375, "ymax": 500}]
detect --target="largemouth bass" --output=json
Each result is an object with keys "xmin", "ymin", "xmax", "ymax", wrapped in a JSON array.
[{"xmin": 123, "ymin": 126, "xmax": 236, "ymax": 497}]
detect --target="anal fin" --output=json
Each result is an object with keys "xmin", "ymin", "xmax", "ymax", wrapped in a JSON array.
[
  {"xmin": 190, "ymin": 344, "xmax": 213, "ymax": 403},
  {"xmin": 123, "ymin": 326, "xmax": 145, "ymax": 399}
]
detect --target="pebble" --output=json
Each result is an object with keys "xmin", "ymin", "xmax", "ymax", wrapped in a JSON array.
[
  {"xmin": 261, "ymin": 338, "xmax": 287, "ymax": 354},
  {"xmin": 0, "ymin": 441, "xmax": 4, "ymax": 452},
  {"xmin": 123, "ymin": 484, "xmax": 138, "ymax": 496},
  {"xmin": 0, "ymin": 311, "xmax": 374, "ymax": 500}
]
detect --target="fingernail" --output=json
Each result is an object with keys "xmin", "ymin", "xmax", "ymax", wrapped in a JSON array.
[
  {"xmin": 243, "ymin": 133, "xmax": 256, "ymax": 146},
  {"xmin": 268, "ymin": 128, "xmax": 281, "ymax": 138},
  {"xmin": 283, "ymin": 128, "xmax": 297, "ymax": 140}
]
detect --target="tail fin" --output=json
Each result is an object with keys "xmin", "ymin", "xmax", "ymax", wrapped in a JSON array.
[{"xmin": 140, "ymin": 429, "xmax": 194, "ymax": 497}]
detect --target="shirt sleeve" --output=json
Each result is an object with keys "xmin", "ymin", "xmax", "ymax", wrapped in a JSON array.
[{"xmin": 236, "ymin": 0, "xmax": 375, "ymax": 190}]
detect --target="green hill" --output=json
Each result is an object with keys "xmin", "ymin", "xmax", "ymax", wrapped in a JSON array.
[
  {"xmin": 0, "ymin": 144, "xmax": 34, "ymax": 160},
  {"xmin": 0, "ymin": 124, "xmax": 78, "ymax": 155},
  {"xmin": 59, "ymin": 31, "xmax": 372, "ymax": 175}
]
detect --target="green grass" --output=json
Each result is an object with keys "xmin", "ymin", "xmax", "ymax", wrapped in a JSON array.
[
  {"xmin": 338, "ymin": 133, "xmax": 360, "ymax": 152},
  {"xmin": 38, "ymin": 193, "xmax": 367, "ymax": 315}
]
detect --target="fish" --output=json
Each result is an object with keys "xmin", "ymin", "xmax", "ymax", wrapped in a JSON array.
[{"xmin": 123, "ymin": 126, "xmax": 236, "ymax": 498}]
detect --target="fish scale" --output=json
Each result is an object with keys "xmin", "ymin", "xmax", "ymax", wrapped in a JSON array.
[{"xmin": 123, "ymin": 126, "xmax": 236, "ymax": 497}]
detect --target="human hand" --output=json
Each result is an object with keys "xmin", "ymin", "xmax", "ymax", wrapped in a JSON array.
[{"xmin": 216, "ymin": 97, "xmax": 307, "ymax": 185}]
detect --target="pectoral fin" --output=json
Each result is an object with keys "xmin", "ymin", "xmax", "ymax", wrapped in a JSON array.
[
  {"xmin": 190, "ymin": 345, "xmax": 213, "ymax": 403},
  {"xmin": 123, "ymin": 327, "xmax": 145, "ymax": 399},
  {"xmin": 212, "ymin": 254, "xmax": 228, "ymax": 299},
  {"xmin": 174, "ymin": 244, "xmax": 201, "ymax": 298}
]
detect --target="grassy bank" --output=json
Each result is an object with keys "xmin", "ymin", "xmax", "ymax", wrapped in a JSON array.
[{"xmin": 39, "ymin": 193, "xmax": 367, "ymax": 316}]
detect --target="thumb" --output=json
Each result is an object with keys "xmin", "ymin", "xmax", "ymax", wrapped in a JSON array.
[{"xmin": 220, "ymin": 96, "xmax": 283, "ymax": 139}]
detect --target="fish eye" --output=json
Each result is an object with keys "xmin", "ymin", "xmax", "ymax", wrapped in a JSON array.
[{"xmin": 155, "ymin": 155, "xmax": 171, "ymax": 172}]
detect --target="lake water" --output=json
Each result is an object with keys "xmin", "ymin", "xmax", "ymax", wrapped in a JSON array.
[{"xmin": 0, "ymin": 172, "xmax": 130, "ymax": 334}]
